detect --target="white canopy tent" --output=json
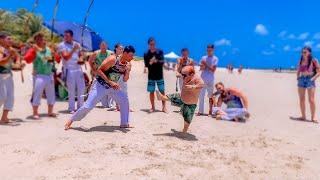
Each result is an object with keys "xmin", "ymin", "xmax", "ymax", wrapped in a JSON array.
[{"xmin": 164, "ymin": 51, "xmax": 180, "ymax": 59}]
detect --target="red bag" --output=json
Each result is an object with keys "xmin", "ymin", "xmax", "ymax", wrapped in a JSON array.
[{"xmin": 24, "ymin": 48, "xmax": 36, "ymax": 64}]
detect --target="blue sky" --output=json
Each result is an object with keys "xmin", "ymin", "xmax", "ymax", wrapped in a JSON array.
[{"xmin": 1, "ymin": 0, "xmax": 320, "ymax": 68}]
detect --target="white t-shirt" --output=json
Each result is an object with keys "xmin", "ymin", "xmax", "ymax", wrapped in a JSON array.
[
  {"xmin": 200, "ymin": 55, "xmax": 219, "ymax": 83},
  {"xmin": 57, "ymin": 41, "xmax": 81, "ymax": 69}
]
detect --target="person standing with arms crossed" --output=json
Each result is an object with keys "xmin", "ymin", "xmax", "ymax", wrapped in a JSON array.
[
  {"xmin": 58, "ymin": 30, "xmax": 85, "ymax": 114},
  {"xmin": 144, "ymin": 37, "xmax": 167, "ymax": 113},
  {"xmin": 197, "ymin": 44, "xmax": 219, "ymax": 116}
]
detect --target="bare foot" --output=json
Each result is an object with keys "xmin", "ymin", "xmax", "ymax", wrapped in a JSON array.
[
  {"xmin": 130, "ymin": 109, "xmax": 134, "ymax": 112},
  {"xmin": 0, "ymin": 119, "xmax": 10, "ymax": 124},
  {"xmin": 148, "ymin": 108, "xmax": 155, "ymax": 113},
  {"xmin": 64, "ymin": 120, "xmax": 73, "ymax": 130},
  {"xmin": 48, "ymin": 113, "xmax": 58, "ymax": 118},
  {"xmin": 120, "ymin": 124, "xmax": 134, "ymax": 128},
  {"xmin": 196, "ymin": 112, "xmax": 205, "ymax": 116},
  {"xmin": 162, "ymin": 108, "xmax": 168, "ymax": 114},
  {"xmin": 32, "ymin": 114, "xmax": 40, "ymax": 120}
]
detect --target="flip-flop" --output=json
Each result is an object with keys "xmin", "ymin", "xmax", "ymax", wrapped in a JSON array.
[{"xmin": 48, "ymin": 113, "xmax": 58, "ymax": 118}]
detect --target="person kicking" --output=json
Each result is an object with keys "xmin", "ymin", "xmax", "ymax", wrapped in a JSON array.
[
  {"xmin": 64, "ymin": 45, "xmax": 135, "ymax": 130},
  {"xmin": 156, "ymin": 65, "xmax": 204, "ymax": 133}
]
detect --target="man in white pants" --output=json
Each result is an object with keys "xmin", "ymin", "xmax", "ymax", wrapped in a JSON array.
[
  {"xmin": 58, "ymin": 30, "xmax": 85, "ymax": 113},
  {"xmin": 197, "ymin": 44, "xmax": 218, "ymax": 116},
  {"xmin": 24, "ymin": 33, "xmax": 57, "ymax": 119},
  {"xmin": 0, "ymin": 33, "xmax": 17, "ymax": 124},
  {"xmin": 64, "ymin": 45, "xmax": 136, "ymax": 130}
]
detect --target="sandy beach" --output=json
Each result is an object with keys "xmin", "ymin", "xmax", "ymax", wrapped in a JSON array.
[{"xmin": 0, "ymin": 61, "xmax": 320, "ymax": 180}]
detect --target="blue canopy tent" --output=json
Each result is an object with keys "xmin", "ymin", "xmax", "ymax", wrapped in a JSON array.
[{"xmin": 43, "ymin": 21, "xmax": 103, "ymax": 51}]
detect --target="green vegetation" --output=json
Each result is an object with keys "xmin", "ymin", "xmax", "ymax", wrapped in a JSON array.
[{"xmin": 0, "ymin": 8, "xmax": 61, "ymax": 44}]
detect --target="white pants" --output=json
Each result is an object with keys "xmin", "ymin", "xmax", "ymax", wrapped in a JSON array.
[
  {"xmin": 198, "ymin": 80, "xmax": 214, "ymax": 114},
  {"xmin": 212, "ymin": 107, "xmax": 248, "ymax": 121},
  {"xmin": 71, "ymin": 81, "xmax": 130, "ymax": 126},
  {"xmin": 0, "ymin": 74, "xmax": 14, "ymax": 111},
  {"xmin": 109, "ymin": 77, "xmax": 128, "ymax": 107},
  {"xmin": 31, "ymin": 74, "xmax": 55, "ymax": 106},
  {"xmin": 65, "ymin": 68, "xmax": 85, "ymax": 111}
]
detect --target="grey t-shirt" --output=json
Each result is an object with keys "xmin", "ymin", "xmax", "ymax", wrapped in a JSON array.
[{"xmin": 200, "ymin": 55, "xmax": 219, "ymax": 82}]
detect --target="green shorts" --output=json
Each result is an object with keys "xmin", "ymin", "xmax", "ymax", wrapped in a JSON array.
[{"xmin": 167, "ymin": 93, "xmax": 197, "ymax": 124}]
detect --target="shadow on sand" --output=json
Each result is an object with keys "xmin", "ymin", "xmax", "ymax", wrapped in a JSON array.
[
  {"xmin": 153, "ymin": 129, "xmax": 198, "ymax": 141},
  {"xmin": 71, "ymin": 125, "xmax": 131, "ymax": 133},
  {"xmin": 289, "ymin": 116, "xmax": 318, "ymax": 124}
]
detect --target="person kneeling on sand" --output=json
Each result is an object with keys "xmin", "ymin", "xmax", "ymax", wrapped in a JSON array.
[
  {"xmin": 156, "ymin": 65, "xmax": 204, "ymax": 133},
  {"xmin": 212, "ymin": 82, "xmax": 250, "ymax": 122}
]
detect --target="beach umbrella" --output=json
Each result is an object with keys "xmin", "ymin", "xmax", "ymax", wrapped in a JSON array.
[
  {"xmin": 43, "ymin": 20, "xmax": 103, "ymax": 51},
  {"xmin": 164, "ymin": 51, "xmax": 180, "ymax": 59}
]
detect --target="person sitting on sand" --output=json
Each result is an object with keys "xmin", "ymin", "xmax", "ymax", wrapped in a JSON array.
[
  {"xmin": 156, "ymin": 65, "xmax": 204, "ymax": 133},
  {"xmin": 212, "ymin": 82, "xmax": 250, "ymax": 122},
  {"xmin": 296, "ymin": 46, "xmax": 320, "ymax": 123},
  {"xmin": 64, "ymin": 45, "xmax": 136, "ymax": 130}
]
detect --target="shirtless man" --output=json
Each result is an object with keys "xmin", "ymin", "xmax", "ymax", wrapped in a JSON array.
[{"xmin": 156, "ymin": 65, "xmax": 204, "ymax": 133}]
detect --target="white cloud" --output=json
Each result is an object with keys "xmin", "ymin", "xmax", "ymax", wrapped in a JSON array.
[
  {"xmin": 304, "ymin": 41, "xmax": 314, "ymax": 47},
  {"xmin": 297, "ymin": 32, "xmax": 310, "ymax": 40},
  {"xmin": 283, "ymin": 45, "xmax": 291, "ymax": 51},
  {"xmin": 278, "ymin": 31, "xmax": 287, "ymax": 38},
  {"xmin": 314, "ymin": 33, "xmax": 320, "ymax": 40},
  {"xmin": 232, "ymin": 48, "xmax": 240, "ymax": 54},
  {"xmin": 262, "ymin": 50, "xmax": 274, "ymax": 56},
  {"xmin": 255, "ymin": 24, "xmax": 269, "ymax": 36},
  {"xmin": 215, "ymin": 38, "xmax": 231, "ymax": 46},
  {"xmin": 222, "ymin": 51, "xmax": 227, "ymax": 57},
  {"xmin": 288, "ymin": 34, "xmax": 296, "ymax": 39},
  {"xmin": 293, "ymin": 47, "xmax": 302, "ymax": 52}
]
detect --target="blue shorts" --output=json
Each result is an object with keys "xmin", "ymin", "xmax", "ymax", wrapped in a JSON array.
[
  {"xmin": 147, "ymin": 79, "xmax": 165, "ymax": 93},
  {"xmin": 298, "ymin": 76, "xmax": 315, "ymax": 89}
]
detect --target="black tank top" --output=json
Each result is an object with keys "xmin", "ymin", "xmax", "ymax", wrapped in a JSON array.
[{"xmin": 96, "ymin": 57, "xmax": 127, "ymax": 89}]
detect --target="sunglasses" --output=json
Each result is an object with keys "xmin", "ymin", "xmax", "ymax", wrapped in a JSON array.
[{"xmin": 182, "ymin": 73, "xmax": 190, "ymax": 78}]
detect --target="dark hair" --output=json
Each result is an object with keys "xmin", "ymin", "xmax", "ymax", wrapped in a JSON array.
[
  {"xmin": 181, "ymin": 48, "xmax": 189, "ymax": 53},
  {"xmin": 299, "ymin": 46, "xmax": 313, "ymax": 68},
  {"xmin": 114, "ymin": 43, "xmax": 122, "ymax": 52},
  {"xmin": 0, "ymin": 32, "xmax": 8, "ymax": 39},
  {"xmin": 148, "ymin": 37, "xmax": 155, "ymax": 44},
  {"xmin": 33, "ymin": 32, "xmax": 44, "ymax": 41},
  {"xmin": 215, "ymin": 82, "xmax": 224, "ymax": 87},
  {"xmin": 207, "ymin": 44, "xmax": 215, "ymax": 49},
  {"xmin": 123, "ymin": 45, "xmax": 135, "ymax": 54},
  {"xmin": 64, "ymin": 29, "xmax": 73, "ymax": 37}
]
